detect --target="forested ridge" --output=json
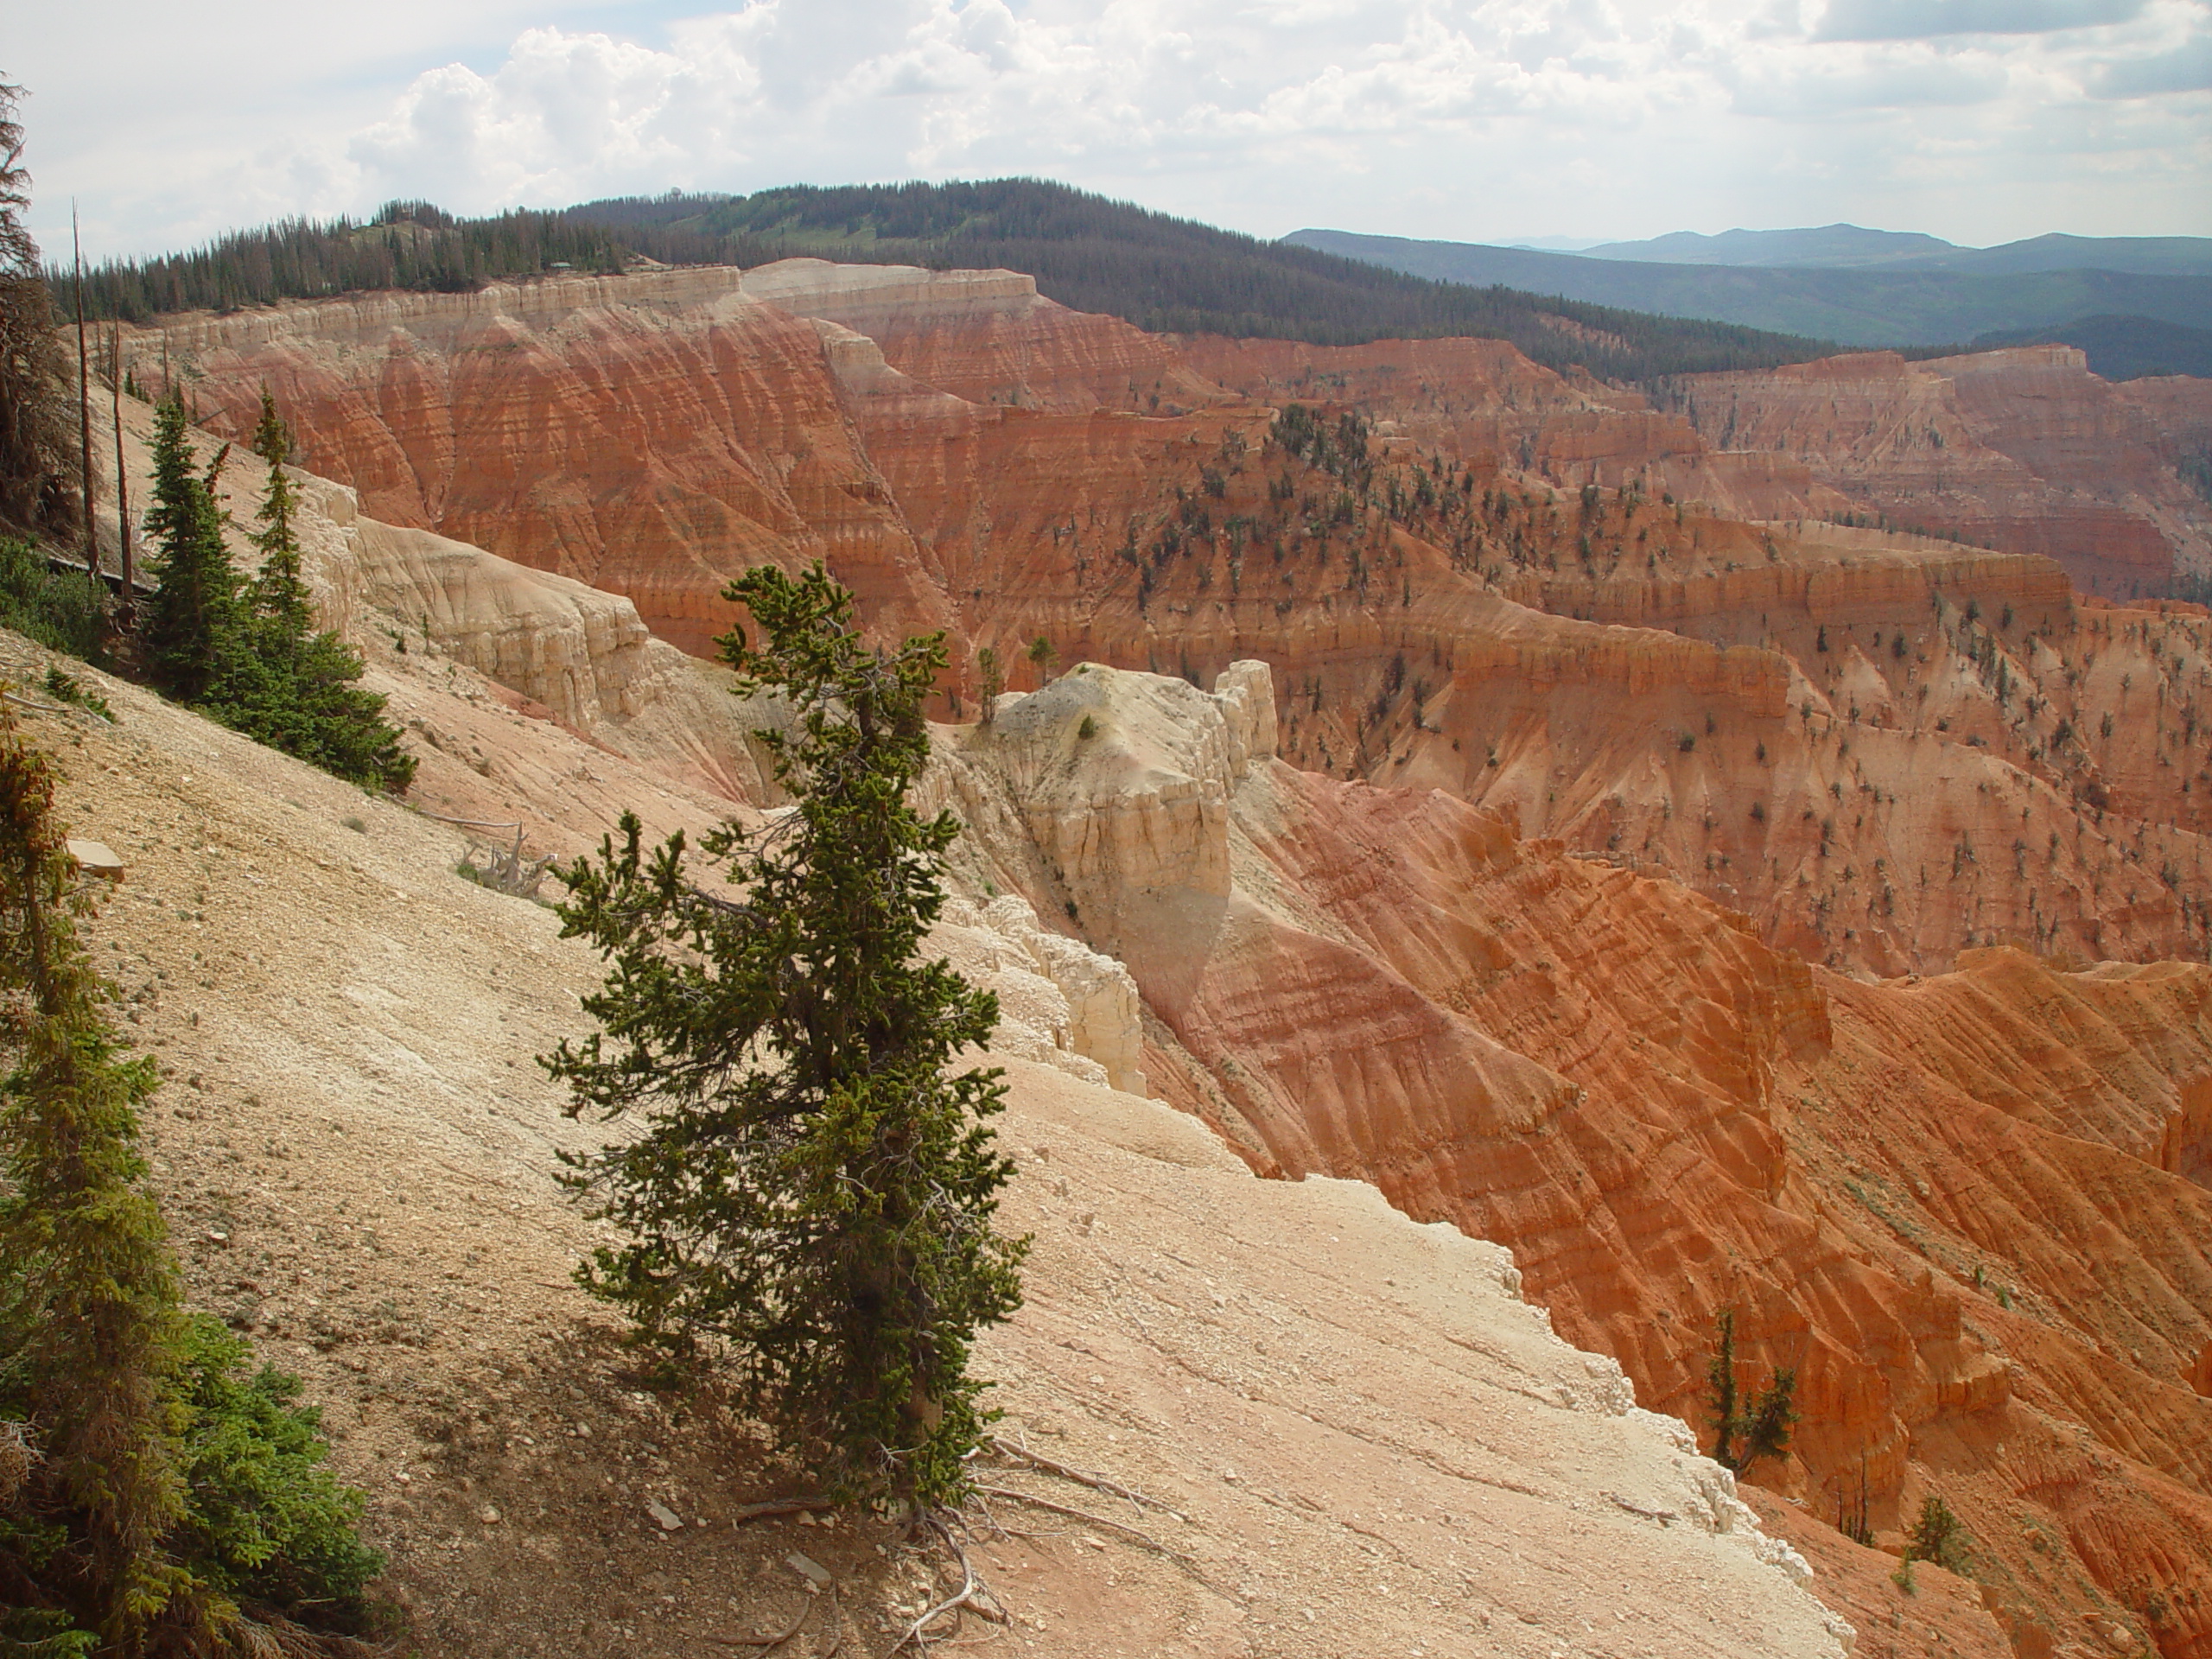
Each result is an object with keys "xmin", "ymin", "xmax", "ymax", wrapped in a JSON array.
[{"xmin": 63, "ymin": 180, "xmax": 1838, "ymax": 383}]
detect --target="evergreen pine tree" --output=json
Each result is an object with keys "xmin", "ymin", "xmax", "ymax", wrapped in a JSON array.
[
  {"xmin": 200, "ymin": 392, "xmax": 415, "ymax": 794},
  {"xmin": 546, "ymin": 562, "xmax": 1027, "ymax": 1513},
  {"xmin": 138, "ymin": 397, "xmax": 238, "ymax": 703},
  {"xmin": 242, "ymin": 390, "xmax": 311, "ymax": 643},
  {"xmin": 0, "ymin": 717, "xmax": 194, "ymax": 1649},
  {"xmin": 0, "ymin": 79, "xmax": 82, "ymax": 541},
  {"xmin": 1705, "ymin": 1308, "xmax": 1798, "ymax": 1477},
  {"xmin": 975, "ymin": 645, "xmax": 1002, "ymax": 726},
  {"xmin": 0, "ymin": 721, "xmax": 386, "ymax": 1655}
]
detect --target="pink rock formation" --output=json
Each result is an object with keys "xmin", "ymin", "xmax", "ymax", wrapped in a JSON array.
[
  {"xmin": 955, "ymin": 659, "xmax": 2212, "ymax": 1658},
  {"xmin": 105, "ymin": 286, "xmax": 2212, "ymax": 1650},
  {"xmin": 1667, "ymin": 347, "xmax": 2212, "ymax": 598},
  {"xmin": 124, "ymin": 271, "xmax": 2212, "ymax": 982}
]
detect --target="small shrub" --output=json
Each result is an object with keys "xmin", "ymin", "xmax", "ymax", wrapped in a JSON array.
[
  {"xmin": 41, "ymin": 666, "xmax": 111, "ymax": 721},
  {"xmin": 170, "ymin": 1315, "xmax": 385, "ymax": 1621},
  {"xmin": 0, "ymin": 536, "xmax": 110, "ymax": 663},
  {"xmin": 1678, "ymin": 733, "xmax": 1697, "ymax": 753},
  {"xmin": 1907, "ymin": 1493, "xmax": 1970, "ymax": 1575},
  {"xmin": 1077, "ymin": 714, "xmax": 1097, "ymax": 741},
  {"xmin": 341, "ymin": 815, "xmax": 366, "ymax": 835}
]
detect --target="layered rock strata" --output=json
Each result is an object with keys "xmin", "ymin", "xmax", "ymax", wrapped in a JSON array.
[
  {"xmin": 3, "ymin": 619, "xmax": 1856, "ymax": 1659},
  {"xmin": 113, "ymin": 269, "xmax": 2212, "ymax": 982},
  {"xmin": 947, "ymin": 658, "xmax": 2212, "ymax": 1659},
  {"xmin": 1668, "ymin": 347, "xmax": 2212, "ymax": 596},
  {"xmin": 81, "ymin": 380, "xmax": 2212, "ymax": 1652}
]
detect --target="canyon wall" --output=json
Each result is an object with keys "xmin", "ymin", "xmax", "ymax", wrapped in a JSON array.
[
  {"xmin": 944, "ymin": 659, "xmax": 2212, "ymax": 1659},
  {"xmin": 1667, "ymin": 347, "xmax": 2212, "ymax": 597},
  {"xmin": 124, "ymin": 265, "xmax": 2212, "ymax": 979},
  {"xmin": 6, "ymin": 616, "xmax": 1866, "ymax": 1659},
  {"xmin": 79, "ymin": 368, "xmax": 2212, "ymax": 1654}
]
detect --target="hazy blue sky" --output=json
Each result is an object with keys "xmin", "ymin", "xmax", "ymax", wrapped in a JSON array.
[{"xmin": 12, "ymin": 0, "xmax": 2210, "ymax": 262}]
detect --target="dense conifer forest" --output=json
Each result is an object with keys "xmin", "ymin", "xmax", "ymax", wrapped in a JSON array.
[{"xmin": 63, "ymin": 181, "xmax": 1837, "ymax": 384}]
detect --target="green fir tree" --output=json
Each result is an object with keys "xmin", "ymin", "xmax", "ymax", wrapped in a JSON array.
[
  {"xmin": 241, "ymin": 390, "xmax": 312, "ymax": 641},
  {"xmin": 200, "ymin": 392, "xmax": 414, "ymax": 793},
  {"xmin": 0, "ymin": 718, "xmax": 385, "ymax": 1655},
  {"xmin": 138, "ymin": 397, "xmax": 238, "ymax": 704},
  {"xmin": 546, "ymin": 562, "xmax": 1027, "ymax": 1513},
  {"xmin": 1706, "ymin": 1307, "xmax": 1798, "ymax": 1477},
  {"xmin": 0, "ymin": 718, "xmax": 194, "ymax": 1651}
]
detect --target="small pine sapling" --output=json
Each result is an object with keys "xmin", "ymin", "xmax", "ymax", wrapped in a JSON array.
[
  {"xmin": 1706, "ymin": 1307, "xmax": 1798, "ymax": 1476},
  {"xmin": 1907, "ymin": 1493, "xmax": 1970, "ymax": 1575}
]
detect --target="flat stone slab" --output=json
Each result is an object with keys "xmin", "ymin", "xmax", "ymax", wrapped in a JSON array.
[{"xmin": 67, "ymin": 839, "xmax": 124, "ymax": 880}]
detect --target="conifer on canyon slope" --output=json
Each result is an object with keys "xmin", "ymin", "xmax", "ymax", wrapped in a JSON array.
[{"xmin": 548, "ymin": 561, "xmax": 1027, "ymax": 1513}]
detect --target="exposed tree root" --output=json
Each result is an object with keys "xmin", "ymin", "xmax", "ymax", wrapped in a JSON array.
[
  {"xmin": 982, "ymin": 1435, "xmax": 1187, "ymax": 1521},
  {"xmin": 710, "ymin": 1597, "xmax": 810, "ymax": 1650},
  {"xmin": 891, "ymin": 1515, "xmax": 1007, "ymax": 1654},
  {"xmin": 970, "ymin": 1484, "xmax": 1201, "ymax": 1573}
]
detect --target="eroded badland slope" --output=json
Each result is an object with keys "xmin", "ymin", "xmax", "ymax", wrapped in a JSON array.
[
  {"xmin": 67, "ymin": 269, "xmax": 2212, "ymax": 1656},
  {"xmin": 0, "ymin": 629, "xmax": 1853, "ymax": 1659},
  {"xmin": 132, "ymin": 264, "xmax": 2212, "ymax": 979}
]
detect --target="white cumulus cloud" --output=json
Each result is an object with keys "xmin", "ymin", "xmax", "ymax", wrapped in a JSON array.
[{"xmin": 16, "ymin": 0, "xmax": 2210, "ymax": 259}]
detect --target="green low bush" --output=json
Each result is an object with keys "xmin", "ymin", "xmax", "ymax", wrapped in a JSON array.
[
  {"xmin": 169, "ymin": 1315, "xmax": 385, "ymax": 1623},
  {"xmin": 0, "ymin": 537, "xmax": 109, "ymax": 664}
]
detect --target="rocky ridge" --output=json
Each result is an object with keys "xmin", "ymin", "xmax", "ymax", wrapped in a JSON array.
[
  {"xmin": 1662, "ymin": 347, "xmax": 2212, "ymax": 597},
  {"xmin": 934, "ymin": 654, "xmax": 2212, "ymax": 1659}
]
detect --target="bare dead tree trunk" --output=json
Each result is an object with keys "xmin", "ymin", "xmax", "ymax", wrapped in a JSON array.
[
  {"xmin": 110, "ymin": 322, "xmax": 130, "ymax": 620},
  {"xmin": 73, "ymin": 201, "xmax": 95, "ymax": 582}
]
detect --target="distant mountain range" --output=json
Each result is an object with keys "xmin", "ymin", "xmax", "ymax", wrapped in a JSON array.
[
  {"xmin": 1287, "ymin": 226, "xmax": 2212, "ymax": 375},
  {"xmin": 73, "ymin": 188, "xmax": 2212, "ymax": 385},
  {"xmin": 1567, "ymin": 224, "xmax": 2212, "ymax": 277}
]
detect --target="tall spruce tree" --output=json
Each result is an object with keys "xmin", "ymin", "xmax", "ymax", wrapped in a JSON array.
[
  {"xmin": 0, "ymin": 720, "xmax": 386, "ymax": 1656},
  {"xmin": 545, "ymin": 562, "xmax": 1027, "ymax": 1512},
  {"xmin": 138, "ymin": 397, "xmax": 237, "ymax": 703},
  {"xmin": 241, "ymin": 391, "xmax": 310, "ymax": 641},
  {"xmin": 0, "ymin": 717, "xmax": 194, "ymax": 1650},
  {"xmin": 0, "ymin": 79, "xmax": 80, "ymax": 541}
]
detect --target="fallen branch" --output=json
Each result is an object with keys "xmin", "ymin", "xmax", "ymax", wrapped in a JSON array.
[
  {"xmin": 1604, "ymin": 1491, "xmax": 1678, "ymax": 1527},
  {"xmin": 1, "ymin": 690, "xmax": 106, "ymax": 724},
  {"xmin": 710, "ymin": 1597, "xmax": 810, "ymax": 1650},
  {"xmin": 409, "ymin": 809, "xmax": 524, "ymax": 832},
  {"xmin": 970, "ymin": 1484, "xmax": 1199, "ymax": 1572},
  {"xmin": 982, "ymin": 1435, "xmax": 1186, "ymax": 1521}
]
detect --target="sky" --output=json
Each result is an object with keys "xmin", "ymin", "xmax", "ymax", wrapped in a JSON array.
[{"xmin": 11, "ymin": 0, "xmax": 2211, "ymax": 264}]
